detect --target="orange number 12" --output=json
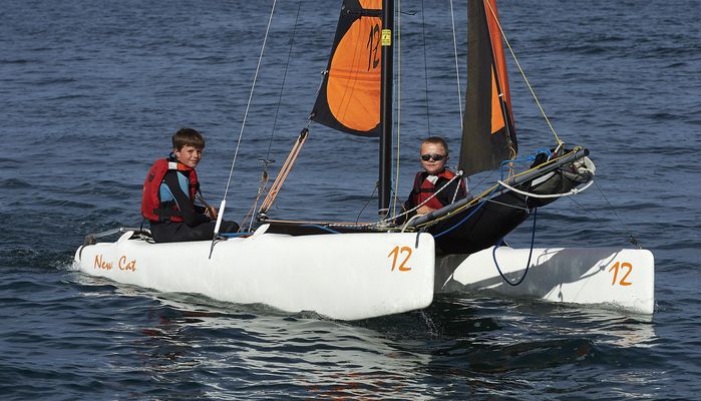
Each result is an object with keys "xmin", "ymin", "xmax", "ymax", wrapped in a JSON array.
[
  {"xmin": 388, "ymin": 246, "xmax": 412, "ymax": 272},
  {"xmin": 609, "ymin": 261, "xmax": 633, "ymax": 286}
]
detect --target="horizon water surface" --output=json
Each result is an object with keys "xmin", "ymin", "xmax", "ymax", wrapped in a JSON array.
[{"xmin": 2, "ymin": 0, "xmax": 701, "ymax": 399}]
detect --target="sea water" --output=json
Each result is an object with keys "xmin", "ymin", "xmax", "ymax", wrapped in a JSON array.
[{"xmin": 1, "ymin": 0, "xmax": 700, "ymax": 399}]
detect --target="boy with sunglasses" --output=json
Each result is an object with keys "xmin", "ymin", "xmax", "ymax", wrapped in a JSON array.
[{"xmin": 402, "ymin": 136, "xmax": 467, "ymax": 217}]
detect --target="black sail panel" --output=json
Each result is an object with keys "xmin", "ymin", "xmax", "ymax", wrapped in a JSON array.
[{"xmin": 460, "ymin": 0, "xmax": 517, "ymax": 176}]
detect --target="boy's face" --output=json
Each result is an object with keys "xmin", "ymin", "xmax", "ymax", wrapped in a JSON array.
[
  {"xmin": 420, "ymin": 142, "xmax": 448, "ymax": 175},
  {"xmin": 174, "ymin": 145, "xmax": 203, "ymax": 168}
]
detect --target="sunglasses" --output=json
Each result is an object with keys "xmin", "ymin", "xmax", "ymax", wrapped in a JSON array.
[{"xmin": 421, "ymin": 153, "xmax": 446, "ymax": 162}]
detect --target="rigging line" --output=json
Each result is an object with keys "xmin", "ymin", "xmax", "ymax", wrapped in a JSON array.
[
  {"xmin": 258, "ymin": 127, "xmax": 309, "ymax": 214},
  {"xmin": 497, "ymin": 179, "xmax": 594, "ymax": 199},
  {"xmin": 482, "ymin": 197, "xmax": 529, "ymax": 212},
  {"xmin": 265, "ymin": 0, "xmax": 304, "ymax": 161},
  {"xmin": 301, "ymin": 224, "xmax": 341, "ymax": 234},
  {"xmin": 451, "ymin": 173, "xmax": 463, "ymax": 203},
  {"xmin": 432, "ymin": 185, "xmax": 500, "ymax": 238},
  {"xmin": 492, "ymin": 207, "xmax": 538, "ymax": 286},
  {"xmin": 222, "ymin": 0, "xmax": 278, "ymax": 202},
  {"xmin": 564, "ymin": 194, "xmax": 633, "ymax": 245},
  {"xmin": 497, "ymin": 80, "xmax": 516, "ymax": 162},
  {"xmin": 593, "ymin": 181, "xmax": 642, "ymax": 248},
  {"xmin": 449, "ymin": 0, "xmax": 463, "ymax": 128},
  {"xmin": 420, "ymin": 0, "xmax": 431, "ymax": 134},
  {"xmin": 241, "ymin": 171, "xmax": 270, "ymax": 231},
  {"xmin": 418, "ymin": 147, "xmax": 582, "ymax": 229},
  {"xmin": 356, "ymin": 182, "xmax": 378, "ymax": 224},
  {"xmin": 412, "ymin": 182, "xmax": 501, "ymax": 229},
  {"xmin": 388, "ymin": 171, "xmax": 463, "ymax": 225},
  {"xmin": 483, "ymin": 0, "xmax": 562, "ymax": 146}
]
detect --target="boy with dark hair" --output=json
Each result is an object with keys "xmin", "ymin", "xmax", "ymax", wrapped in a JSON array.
[
  {"xmin": 403, "ymin": 136, "xmax": 467, "ymax": 217},
  {"xmin": 141, "ymin": 128, "xmax": 239, "ymax": 243}
]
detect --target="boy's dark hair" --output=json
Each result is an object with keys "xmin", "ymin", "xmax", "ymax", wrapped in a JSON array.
[
  {"xmin": 172, "ymin": 128, "xmax": 205, "ymax": 150},
  {"xmin": 422, "ymin": 136, "xmax": 449, "ymax": 155}
]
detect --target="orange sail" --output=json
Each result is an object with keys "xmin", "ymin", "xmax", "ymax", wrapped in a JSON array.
[
  {"xmin": 459, "ymin": 0, "xmax": 517, "ymax": 176},
  {"xmin": 311, "ymin": 0, "xmax": 383, "ymax": 137}
]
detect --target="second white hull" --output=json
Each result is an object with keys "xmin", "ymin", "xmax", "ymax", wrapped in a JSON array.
[{"xmin": 437, "ymin": 246, "xmax": 655, "ymax": 315}]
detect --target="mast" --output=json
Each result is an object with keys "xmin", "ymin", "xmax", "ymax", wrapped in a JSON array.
[{"xmin": 378, "ymin": 0, "xmax": 393, "ymax": 216}]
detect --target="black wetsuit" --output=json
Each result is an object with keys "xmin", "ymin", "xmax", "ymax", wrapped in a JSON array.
[{"xmin": 150, "ymin": 170, "xmax": 239, "ymax": 243}]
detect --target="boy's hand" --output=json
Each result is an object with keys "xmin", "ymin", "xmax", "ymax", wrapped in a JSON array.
[
  {"xmin": 205, "ymin": 206, "xmax": 218, "ymax": 220},
  {"xmin": 416, "ymin": 205, "xmax": 436, "ymax": 216}
]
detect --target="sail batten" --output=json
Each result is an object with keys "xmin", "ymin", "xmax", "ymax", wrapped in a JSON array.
[{"xmin": 460, "ymin": 0, "xmax": 517, "ymax": 177}]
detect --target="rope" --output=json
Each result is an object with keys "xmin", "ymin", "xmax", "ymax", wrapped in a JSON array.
[
  {"xmin": 219, "ymin": 231, "xmax": 254, "ymax": 238},
  {"xmin": 208, "ymin": 0, "xmax": 278, "ymax": 257},
  {"xmin": 563, "ymin": 188, "xmax": 642, "ymax": 249},
  {"xmin": 480, "ymin": 0, "xmax": 644, "ymax": 251},
  {"xmin": 483, "ymin": 0, "xmax": 562, "ymax": 146},
  {"xmin": 302, "ymin": 225, "xmax": 340, "ymax": 234},
  {"xmin": 418, "ymin": 147, "xmax": 590, "ymax": 229},
  {"xmin": 449, "ymin": 0, "xmax": 463, "ymax": 127},
  {"xmin": 240, "ymin": 169, "xmax": 270, "ymax": 231},
  {"xmin": 492, "ymin": 207, "xmax": 538, "ymax": 286},
  {"xmin": 431, "ymin": 184, "xmax": 499, "ymax": 238},
  {"xmin": 265, "ymin": 0, "xmax": 303, "ymax": 161},
  {"xmin": 264, "ymin": 218, "xmax": 372, "ymax": 227},
  {"xmin": 401, "ymin": 214, "xmax": 422, "ymax": 233},
  {"xmin": 593, "ymin": 181, "xmax": 642, "ymax": 249},
  {"xmin": 483, "ymin": 197, "xmax": 529, "ymax": 212},
  {"xmin": 221, "ymin": 0, "xmax": 278, "ymax": 206},
  {"xmin": 451, "ymin": 171, "xmax": 465, "ymax": 203},
  {"xmin": 497, "ymin": 179, "xmax": 594, "ymax": 199},
  {"xmin": 420, "ymin": 0, "xmax": 431, "ymax": 134},
  {"xmin": 246, "ymin": 1, "xmax": 304, "ymax": 225},
  {"xmin": 356, "ymin": 182, "xmax": 379, "ymax": 224},
  {"xmin": 388, "ymin": 170, "xmax": 464, "ymax": 225}
]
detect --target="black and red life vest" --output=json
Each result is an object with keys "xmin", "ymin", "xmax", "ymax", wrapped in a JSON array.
[
  {"xmin": 410, "ymin": 169, "xmax": 465, "ymax": 210},
  {"xmin": 141, "ymin": 158, "xmax": 199, "ymax": 222}
]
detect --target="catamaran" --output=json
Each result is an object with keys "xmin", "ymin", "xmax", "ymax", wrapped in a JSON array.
[{"xmin": 74, "ymin": 0, "xmax": 655, "ymax": 320}]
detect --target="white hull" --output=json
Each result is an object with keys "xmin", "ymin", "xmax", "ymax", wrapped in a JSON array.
[
  {"xmin": 74, "ymin": 227, "xmax": 655, "ymax": 318},
  {"xmin": 74, "ymin": 228, "xmax": 436, "ymax": 321},
  {"xmin": 437, "ymin": 246, "xmax": 655, "ymax": 314}
]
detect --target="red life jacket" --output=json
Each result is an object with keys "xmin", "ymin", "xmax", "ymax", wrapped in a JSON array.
[
  {"xmin": 410, "ymin": 169, "xmax": 465, "ymax": 210},
  {"xmin": 141, "ymin": 158, "xmax": 199, "ymax": 222}
]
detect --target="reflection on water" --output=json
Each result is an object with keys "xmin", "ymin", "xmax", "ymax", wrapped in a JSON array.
[
  {"xmin": 75, "ymin": 282, "xmax": 659, "ymax": 398},
  {"xmin": 90, "ymin": 285, "xmax": 435, "ymax": 398}
]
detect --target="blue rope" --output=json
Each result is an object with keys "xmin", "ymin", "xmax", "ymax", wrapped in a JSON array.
[
  {"xmin": 434, "ymin": 149, "xmax": 549, "ymax": 239},
  {"xmin": 492, "ymin": 207, "xmax": 538, "ymax": 286},
  {"xmin": 433, "ymin": 185, "xmax": 500, "ymax": 239},
  {"xmin": 500, "ymin": 148, "xmax": 552, "ymax": 180},
  {"xmin": 302, "ymin": 224, "xmax": 340, "ymax": 234},
  {"xmin": 221, "ymin": 224, "xmax": 341, "ymax": 237},
  {"xmin": 219, "ymin": 231, "xmax": 254, "ymax": 238}
]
